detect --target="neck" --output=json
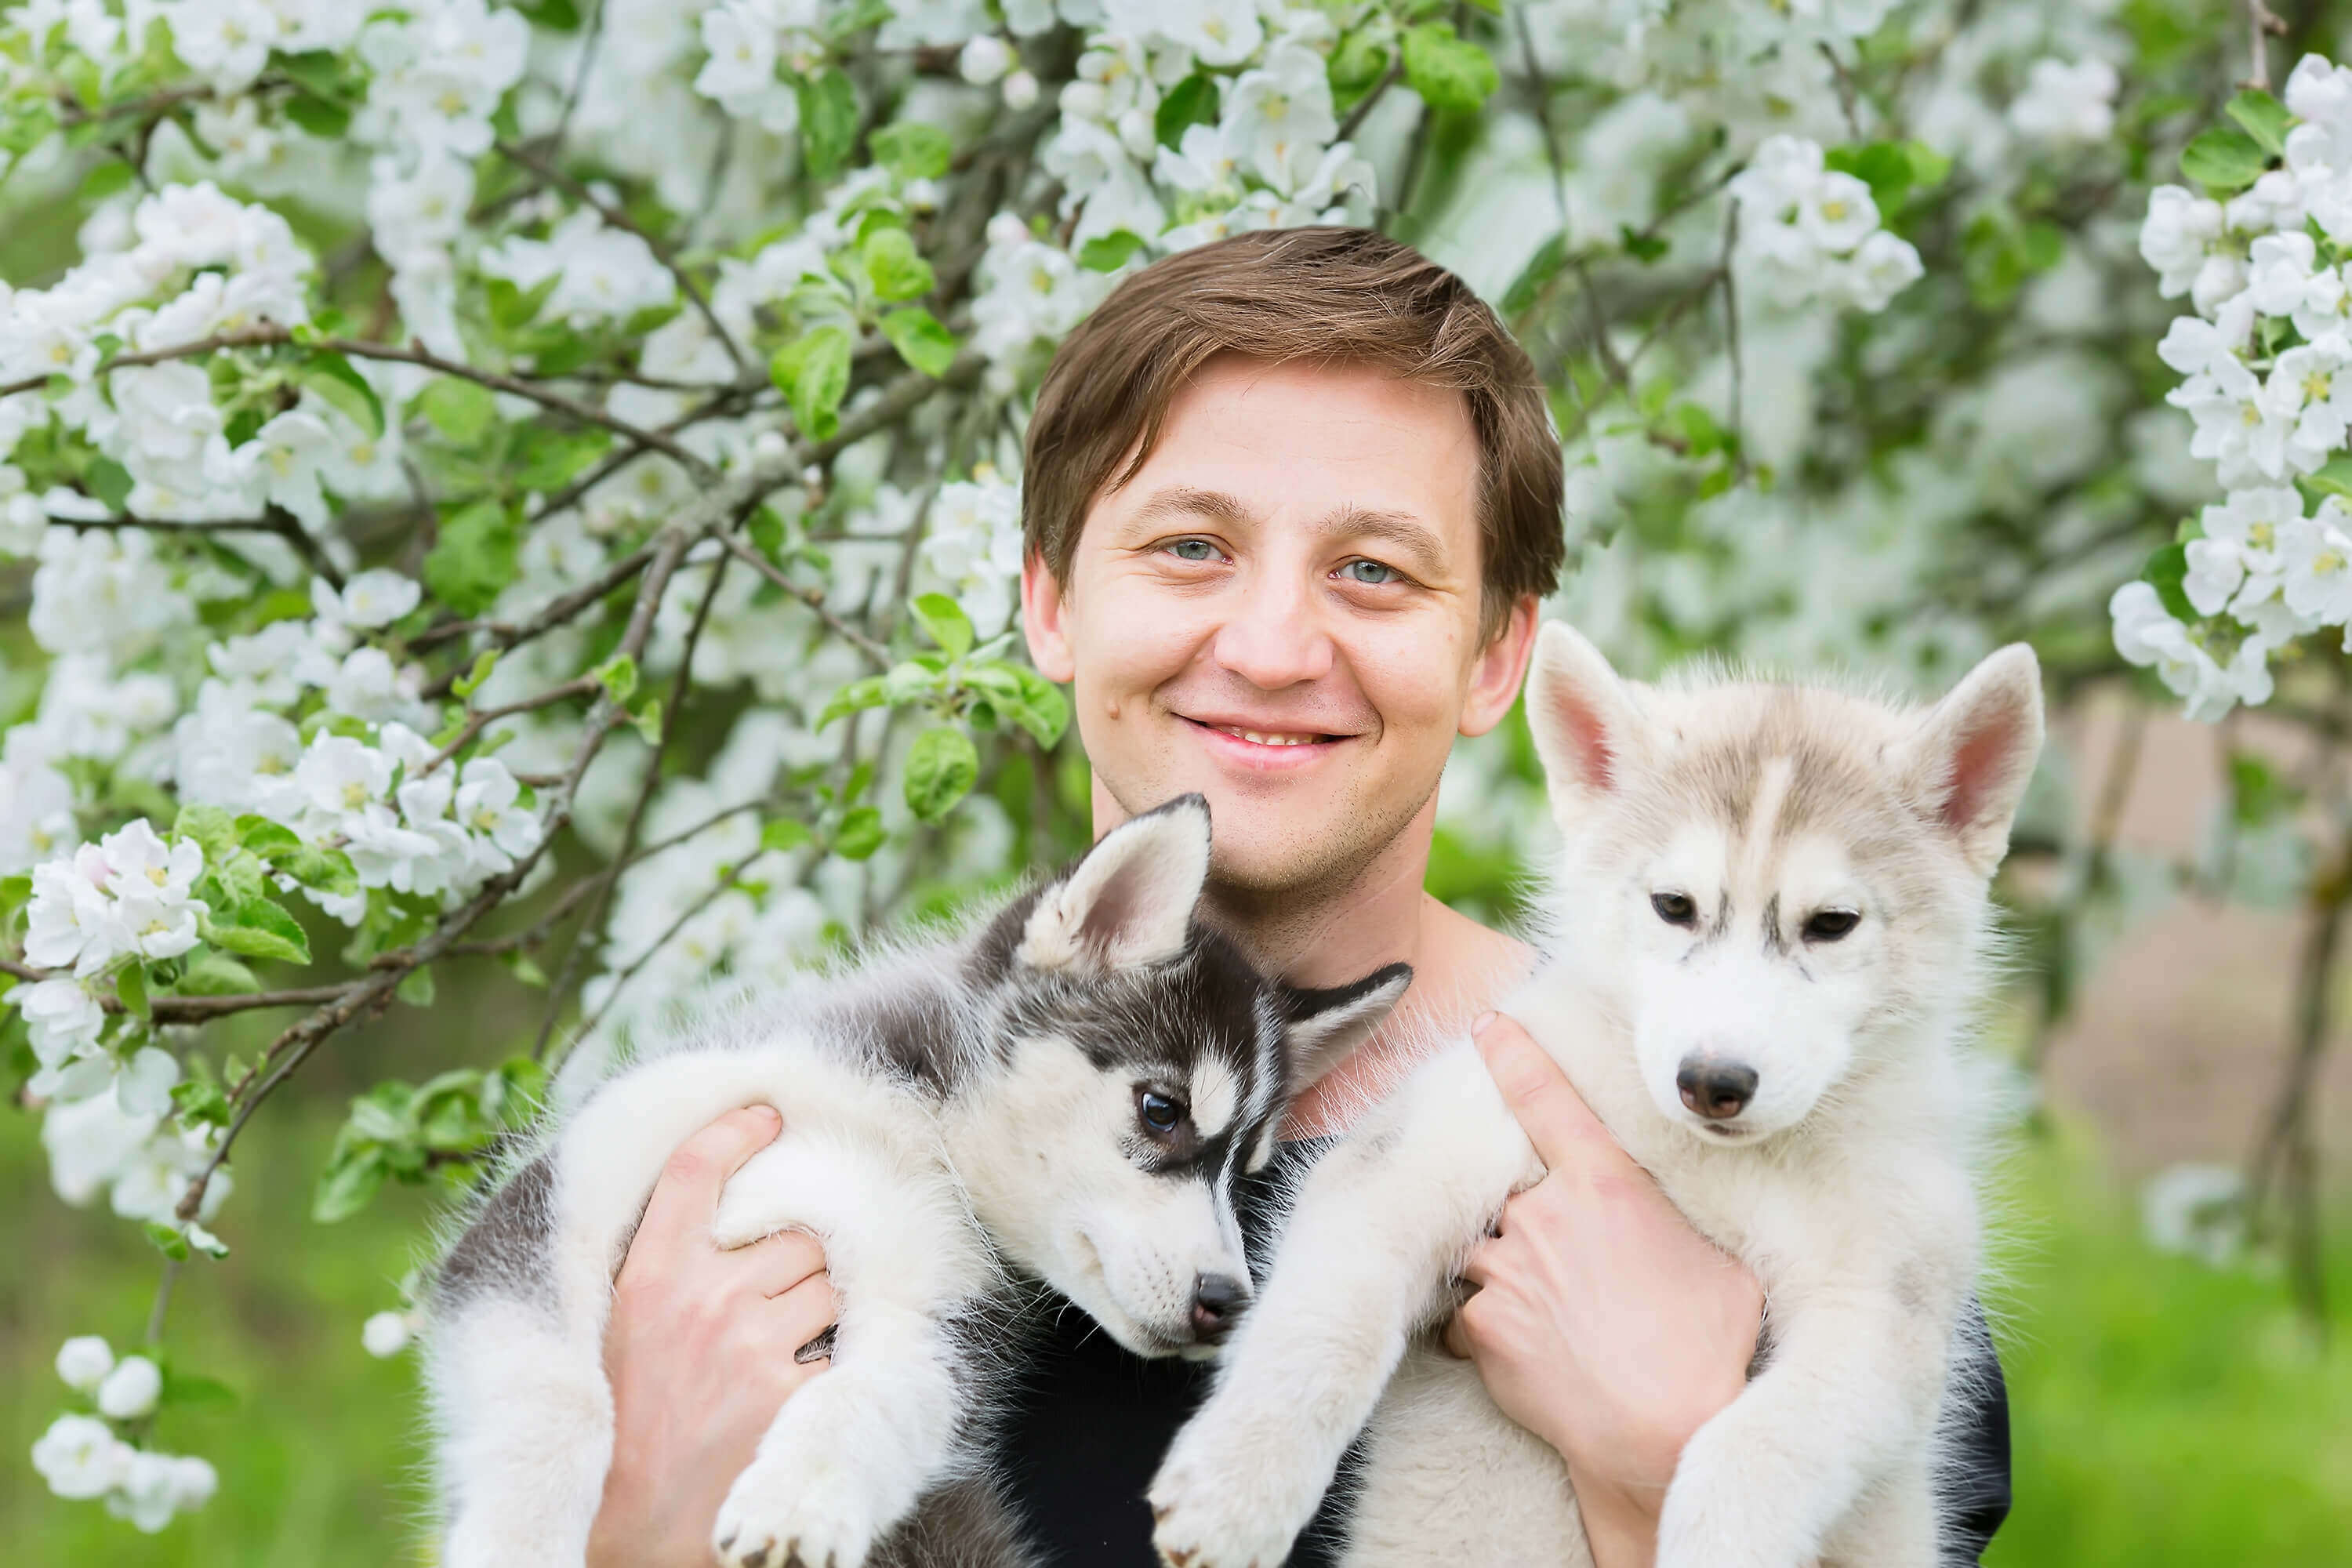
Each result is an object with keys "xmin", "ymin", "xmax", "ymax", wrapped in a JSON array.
[{"xmin": 1087, "ymin": 782, "xmax": 1535, "ymax": 1137}]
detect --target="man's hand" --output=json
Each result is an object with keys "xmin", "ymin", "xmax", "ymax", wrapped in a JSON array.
[
  {"xmin": 1443, "ymin": 1013, "xmax": 1762, "ymax": 1568},
  {"xmin": 586, "ymin": 1106, "xmax": 839, "ymax": 1568}
]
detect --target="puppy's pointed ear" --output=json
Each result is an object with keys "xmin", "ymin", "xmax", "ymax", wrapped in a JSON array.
[
  {"xmin": 1019, "ymin": 794, "xmax": 1211, "ymax": 975},
  {"xmin": 1276, "ymin": 963, "xmax": 1411, "ymax": 1091},
  {"xmin": 1896, "ymin": 644, "xmax": 2045, "ymax": 879},
  {"xmin": 1525, "ymin": 621, "xmax": 1638, "ymax": 829}
]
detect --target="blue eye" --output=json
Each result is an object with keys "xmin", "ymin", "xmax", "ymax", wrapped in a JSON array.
[
  {"xmin": 1167, "ymin": 539, "xmax": 1218, "ymax": 562},
  {"xmin": 1341, "ymin": 559, "xmax": 1401, "ymax": 584}
]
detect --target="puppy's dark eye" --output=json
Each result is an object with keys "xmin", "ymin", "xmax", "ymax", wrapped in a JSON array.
[
  {"xmin": 1651, "ymin": 891, "xmax": 1697, "ymax": 927},
  {"xmin": 1804, "ymin": 909, "xmax": 1860, "ymax": 942},
  {"xmin": 1138, "ymin": 1089, "xmax": 1184, "ymax": 1133}
]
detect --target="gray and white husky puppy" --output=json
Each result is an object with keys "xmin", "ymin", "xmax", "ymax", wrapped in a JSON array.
[
  {"xmin": 1148, "ymin": 624, "xmax": 2042, "ymax": 1568},
  {"xmin": 422, "ymin": 795, "xmax": 1408, "ymax": 1568}
]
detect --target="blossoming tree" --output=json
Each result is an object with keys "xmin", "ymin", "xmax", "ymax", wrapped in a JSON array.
[{"xmin": 0, "ymin": 0, "xmax": 2339, "ymax": 1534}]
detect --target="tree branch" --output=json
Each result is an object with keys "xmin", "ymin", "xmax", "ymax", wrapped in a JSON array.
[{"xmin": 717, "ymin": 532, "xmax": 890, "ymax": 668}]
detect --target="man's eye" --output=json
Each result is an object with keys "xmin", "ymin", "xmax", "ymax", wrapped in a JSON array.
[
  {"xmin": 1651, "ymin": 891, "xmax": 1697, "ymax": 927},
  {"xmin": 1138, "ymin": 1089, "xmax": 1185, "ymax": 1134},
  {"xmin": 1165, "ymin": 539, "xmax": 1218, "ymax": 562},
  {"xmin": 1340, "ymin": 559, "xmax": 1402, "ymax": 585}
]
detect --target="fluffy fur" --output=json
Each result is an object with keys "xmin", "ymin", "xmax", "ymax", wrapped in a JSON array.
[
  {"xmin": 1148, "ymin": 625, "xmax": 2044, "ymax": 1568},
  {"xmin": 420, "ymin": 796, "xmax": 1409, "ymax": 1568}
]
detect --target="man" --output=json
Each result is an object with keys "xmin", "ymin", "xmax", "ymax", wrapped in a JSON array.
[{"xmin": 586, "ymin": 228, "xmax": 2009, "ymax": 1567}]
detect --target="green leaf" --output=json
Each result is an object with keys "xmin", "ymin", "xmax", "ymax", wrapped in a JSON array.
[
  {"xmin": 270, "ymin": 843, "xmax": 359, "ymax": 897},
  {"xmin": 2180, "ymin": 125, "xmax": 2270, "ymax": 193},
  {"xmin": 2226, "ymin": 88, "xmax": 2293, "ymax": 157},
  {"xmin": 1077, "ymin": 230, "xmax": 1149, "ymax": 273},
  {"xmin": 488, "ymin": 272, "xmax": 563, "ymax": 332},
  {"xmin": 833, "ymin": 805, "xmax": 886, "ymax": 860},
  {"xmin": 1900, "ymin": 140, "xmax": 1952, "ymax": 191},
  {"xmin": 234, "ymin": 814, "xmax": 299, "ymax": 854},
  {"xmin": 313, "ymin": 1148, "xmax": 390, "ymax": 1223},
  {"xmin": 2144, "ymin": 543, "xmax": 2195, "ymax": 622},
  {"xmin": 511, "ymin": 423, "xmax": 612, "ymax": 491},
  {"xmin": 761, "ymin": 818, "xmax": 814, "ymax": 854},
  {"xmin": 514, "ymin": 0, "xmax": 583, "ymax": 27},
  {"xmin": 1155, "ymin": 73, "xmax": 1220, "ymax": 148},
  {"xmin": 966, "ymin": 661, "xmax": 1070, "ymax": 748},
  {"xmin": 630, "ymin": 696, "xmax": 664, "ymax": 744},
  {"xmin": 860, "ymin": 226, "xmax": 935, "ymax": 303},
  {"xmin": 2303, "ymin": 454, "xmax": 2352, "ymax": 498},
  {"xmin": 1502, "ymin": 232, "xmax": 1566, "ymax": 316},
  {"xmin": 0, "ymin": 873, "xmax": 28, "ymax": 925},
  {"xmin": 591, "ymin": 652, "xmax": 640, "ymax": 705},
  {"xmin": 115, "ymin": 962, "xmax": 151, "ymax": 1021},
  {"xmin": 397, "ymin": 964, "xmax": 436, "ymax": 1007},
  {"xmin": 173, "ymin": 804, "xmax": 238, "ymax": 863},
  {"xmin": 880, "ymin": 307, "xmax": 958, "ymax": 377},
  {"xmin": 1619, "ymin": 224, "xmax": 1669, "ymax": 264},
  {"xmin": 904, "ymin": 727, "xmax": 979, "ymax": 822},
  {"xmin": 816, "ymin": 674, "xmax": 891, "ymax": 730},
  {"xmin": 416, "ymin": 377, "xmax": 498, "ymax": 445},
  {"xmin": 771, "ymin": 326, "xmax": 854, "ymax": 442},
  {"xmin": 284, "ymin": 93, "xmax": 350, "ymax": 138},
  {"xmin": 176, "ymin": 952, "xmax": 260, "ymax": 997},
  {"xmin": 452, "ymin": 649, "xmax": 500, "ymax": 699},
  {"xmin": 1327, "ymin": 32, "xmax": 1391, "ymax": 103},
  {"xmin": 423, "ymin": 499, "xmax": 523, "ymax": 616},
  {"xmin": 161, "ymin": 1371, "xmax": 239, "ymax": 1412},
  {"xmin": 795, "ymin": 67, "xmax": 860, "ymax": 179},
  {"xmin": 1822, "ymin": 141, "xmax": 1918, "ymax": 218},
  {"xmin": 911, "ymin": 591, "xmax": 975, "ymax": 659},
  {"xmin": 171, "ymin": 1073, "xmax": 233, "ymax": 1126},
  {"xmin": 86, "ymin": 456, "xmax": 132, "ymax": 510},
  {"xmin": 146, "ymin": 1221, "xmax": 191, "ymax": 1261},
  {"xmin": 204, "ymin": 897, "xmax": 311, "ymax": 965},
  {"xmin": 869, "ymin": 120, "xmax": 953, "ymax": 180},
  {"xmin": 1400, "ymin": 24, "xmax": 1498, "ymax": 113}
]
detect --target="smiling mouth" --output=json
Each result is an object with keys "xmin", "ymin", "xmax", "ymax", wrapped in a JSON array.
[{"xmin": 1184, "ymin": 717, "xmax": 1345, "ymax": 747}]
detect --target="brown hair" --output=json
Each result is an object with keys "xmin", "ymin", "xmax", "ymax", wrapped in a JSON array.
[{"xmin": 1023, "ymin": 227, "xmax": 1566, "ymax": 639}]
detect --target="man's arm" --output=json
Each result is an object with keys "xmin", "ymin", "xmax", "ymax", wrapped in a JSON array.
[
  {"xmin": 1442, "ymin": 1014, "xmax": 1762, "ymax": 1568},
  {"xmin": 586, "ymin": 1106, "xmax": 840, "ymax": 1568}
]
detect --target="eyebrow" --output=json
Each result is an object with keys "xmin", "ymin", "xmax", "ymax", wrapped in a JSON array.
[{"xmin": 1126, "ymin": 486, "xmax": 1450, "ymax": 573}]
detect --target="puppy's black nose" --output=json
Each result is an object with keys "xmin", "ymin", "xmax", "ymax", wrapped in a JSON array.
[
  {"xmin": 1189, "ymin": 1273, "xmax": 1249, "ymax": 1341},
  {"xmin": 1677, "ymin": 1058, "xmax": 1759, "ymax": 1120}
]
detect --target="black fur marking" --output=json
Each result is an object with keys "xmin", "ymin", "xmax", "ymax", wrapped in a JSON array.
[
  {"xmin": 1760, "ymin": 893, "xmax": 1788, "ymax": 955},
  {"xmin": 830, "ymin": 986, "xmax": 964, "ymax": 1091},
  {"xmin": 437, "ymin": 1155, "xmax": 556, "ymax": 1305}
]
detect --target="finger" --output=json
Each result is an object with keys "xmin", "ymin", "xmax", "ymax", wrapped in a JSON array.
[
  {"xmin": 635, "ymin": 1105, "xmax": 784, "ymax": 1263},
  {"xmin": 768, "ymin": 1272, "xmax": 839, "ymax": 1356},
  {"xmin": 1472, "ymin": 1012, "xmax": 1625, "ymax": 1178},
  {"xmin": 1442, "ymin": 1308, "xmax": 1474, "ymax": 1360},
  {"xmin": 1457, "ymin": 1236, "xmax": 1502, "ymax": 1287},
  {"xmin": 733, "ymin": 1227, "xmax": 829, "ymax": 1299}
]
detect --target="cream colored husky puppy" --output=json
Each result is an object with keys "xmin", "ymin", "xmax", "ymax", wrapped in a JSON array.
[{"xmin": 1148, "ymin": 622, "xmax": 2042, "ymax": 1568}]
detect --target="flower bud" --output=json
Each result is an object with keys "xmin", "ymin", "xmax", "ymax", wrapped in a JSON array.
[
  {"xmin": 96, "ymin": 1355, "xmax": 162, "ymax": 1420},
  {"xmin": 1059, "ymin": 81, "xmax": 1107, "ymax": 121},
  {"xmin": 1001, "ymin": 71, "xmax": 1040, "ymax": 111},
  {"xmin": 959, "ymin": 35, "xmax": 1013, "ymax": 85},
  {"xmin": 362, "ymin": 1311, "xmax": 413, "ymax": 1359},
  {"xmin": 56, "ymin": 1336, "xmax": 114, "ymax": 1394},
  {"xmin": 985, "ymin": 212, "xmax": 1032, "ymax": 250}
]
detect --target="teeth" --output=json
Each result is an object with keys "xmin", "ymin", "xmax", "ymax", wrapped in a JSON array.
[{"xmin": 1214, "ymin": 725, "xmax": 1319, "ymax": 747}]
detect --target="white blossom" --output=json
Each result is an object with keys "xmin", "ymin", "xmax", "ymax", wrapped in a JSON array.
[
  {"xmin": 54, "ymin": 1337, "xmax": 114, "ymax": 1395},
  {"xmin": 94, "ymin": 1356, "xmax": 162, "ymax": 1421}
]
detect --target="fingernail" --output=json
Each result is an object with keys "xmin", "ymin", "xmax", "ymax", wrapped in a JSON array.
[
  {"xmin": 753, "ymin": 1104, "xmax": 782, "ymax": 1131},
  {"xmin": 1470, "ymin": 1011, "xmax": 1498, "ymax": 1039}
]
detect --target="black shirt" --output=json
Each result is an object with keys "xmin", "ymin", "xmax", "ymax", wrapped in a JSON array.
[{"xmin": 1000, "ymin": 1140, "xmax": 2011, "ymax": 1564}]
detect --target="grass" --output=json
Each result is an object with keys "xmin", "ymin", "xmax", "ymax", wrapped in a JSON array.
[{"xmin": 3, "ymin": 1102, "xmax": 2346, "ymax": 1566}]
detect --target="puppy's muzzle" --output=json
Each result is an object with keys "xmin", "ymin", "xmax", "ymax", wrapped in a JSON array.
[
  {"xmin": 1189, "ymin": 1273, "xmax": 1249, "ymax": 1343},
  {"xmin": 1676, "ymin": 1058, "xmax": 1759, "ymax": 1121}
]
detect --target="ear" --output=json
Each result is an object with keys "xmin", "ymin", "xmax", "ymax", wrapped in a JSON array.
[
  {"xmin": 1018, "ymin": 794, "xmax": 1211, "ymax": 975},
  {"xmin": 1523, "ymin": 620, "xmax": 1639, "ymax": 829},
  {"xmin": 1896, "ymin": 644, "xmax": 2045, "ymax": 879},
  {"xmin": 1275, "ymin": 962, "xmax": 1412, "ymax": 1091}
]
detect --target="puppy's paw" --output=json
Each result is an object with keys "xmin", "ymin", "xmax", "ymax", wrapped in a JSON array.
[
  {"xmin": 711, "ymin": 1454, "xmax": 881, "ymax": 1568},
  {"xmin": 1146, "ymin": 1422, "xmax": 1319, "ymax": 1568}
]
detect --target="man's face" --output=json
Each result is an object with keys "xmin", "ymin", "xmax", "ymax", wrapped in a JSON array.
[{"xmin": 1022, "ymin": 354, "xmax": 1535, "ymax": 898}]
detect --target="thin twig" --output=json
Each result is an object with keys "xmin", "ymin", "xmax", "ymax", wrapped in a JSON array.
[
  {"xmin": 1336, "ymin": 60, "xmax": 1403, "ymax": 143},
  {"xmin": 2245, "ymin": 0, "xmax": 2291, "ymax": 91},
  {"xmin": 718, "ymin": 532, "xmax": 890, "ymax": 668},
  {"xmin": 1720, "ymin": 199, "xmax": 1747, "ymax": 481},
  {"xmin": 1817, "ymin": 41, "xmax": 1865, "ymax": 140}
]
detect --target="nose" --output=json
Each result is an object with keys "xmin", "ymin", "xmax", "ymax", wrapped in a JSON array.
[
  {"xmin": 1676, "ymin": 1058, "xmax": 1759, "ymax": 1120},
  {"xmin": 1210, "ymin": 569, "xmax": 1333, "ymax": 690},
  {"xmin": 1189, "ymin": 1272, "xmax": 1250, "ymax": 1342}
]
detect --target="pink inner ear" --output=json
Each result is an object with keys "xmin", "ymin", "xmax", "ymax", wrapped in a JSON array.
[
  {"xmin": 1942, "ymin": 705, "xmax": 2019, "ymax": 833},
  {"xmin": 1554, "ymin": 685, "xmax": 1617, "ymax": 792}
]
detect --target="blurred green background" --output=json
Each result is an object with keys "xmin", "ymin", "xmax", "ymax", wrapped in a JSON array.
[{"xmin": 5, "ymin": 1013, "xmax": 2349, "ymax": 1565}]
